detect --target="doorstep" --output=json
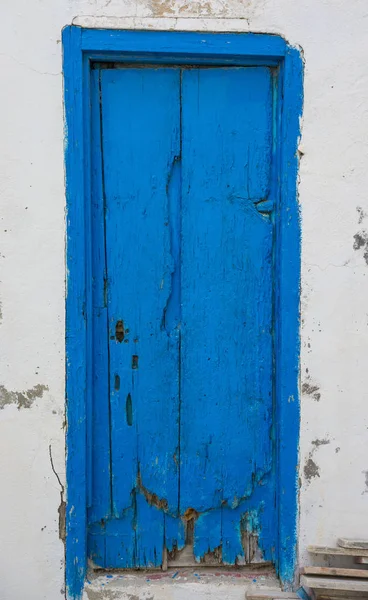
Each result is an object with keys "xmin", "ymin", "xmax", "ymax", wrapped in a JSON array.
[{"xmin": 83, "ymin": 567, "xmax": 281, "ymax": 600}]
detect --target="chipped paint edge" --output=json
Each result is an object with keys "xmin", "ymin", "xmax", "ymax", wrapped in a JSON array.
[
  {"xmin": 63, "ymin": 24, "xmax": 88, "ymax": 600},
  {"xmin": 276, "ymin": 45, "xmax": 303, "ymax": 588}
]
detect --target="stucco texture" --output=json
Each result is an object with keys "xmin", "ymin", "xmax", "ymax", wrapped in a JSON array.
[{"xmin": 0, "ymin": 1, "xmax": 368, "ymax": 598}]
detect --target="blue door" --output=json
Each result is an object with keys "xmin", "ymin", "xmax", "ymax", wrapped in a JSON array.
[{"xmin": 88, "ymin": 64, "xmax": 276, "ymax": 568}]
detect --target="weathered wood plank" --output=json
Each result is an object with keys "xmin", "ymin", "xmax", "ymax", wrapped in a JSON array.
[
  {"xmin": 300, "ymin": 567, "xmax": 368, "ymax": 578},
  {"xmin": 180, "ymin": 66, "xmax": 275, "ymax": 563},
  {"xmin": 301, "ymin": 575, "xmax": 368, "ymax": 592},
  {"xmin": 100, "ymin": 66, "xmax": 181, "ymax": 566},
  {"xmin": 338, "ymin": 539, "xmax": 368, "ymax": 550},
  {"xmin": 89, "ymin": 68, "xmax": 111, "ymax": 526},
  {"xmin": 308, "ymin": 545, "xmax": 368, "ymax": 557}
]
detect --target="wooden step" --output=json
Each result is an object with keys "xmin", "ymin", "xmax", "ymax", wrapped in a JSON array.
[
  {"xmin": 308, "ymin": 545, "xmax": 368, "ymax": 558},
  {"xmin": 338, "ymin": 539, "xmax": 368, "ymax": 550},
  {"xmin": 246, "ymin": 592, "xmax": 299, "ymax": 599},
  {"xmin": 301, "ymin": 574, "xmax": 368, "ymax": 593},
  {"xmin": 301, "ymin": 567, "xmax": 368, "ymax": 579}
]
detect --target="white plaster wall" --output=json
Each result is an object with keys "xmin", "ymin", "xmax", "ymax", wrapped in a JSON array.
[{"xmin": 0, "ymin": 1, "xmax": 367, "ymax": 598}]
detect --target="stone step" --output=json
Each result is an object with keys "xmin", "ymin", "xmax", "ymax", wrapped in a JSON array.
[{"xmin": 246, "ymin": 591, "xmax": 299, "ymax": 600}]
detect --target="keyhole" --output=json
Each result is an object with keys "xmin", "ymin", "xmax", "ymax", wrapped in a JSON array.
[{"xmin": 115, "ymin": 320, "xmax": 125, "ymax": 343}]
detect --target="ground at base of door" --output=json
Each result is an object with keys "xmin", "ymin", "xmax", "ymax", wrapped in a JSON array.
[{"xmin": 83, "ymin": 568, "xmax": 281, "ymax": 600}]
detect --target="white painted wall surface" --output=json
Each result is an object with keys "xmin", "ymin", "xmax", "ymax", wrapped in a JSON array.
[{"xmin": 1, "ymin": 1, "xmax": 367, "ymax": 598}]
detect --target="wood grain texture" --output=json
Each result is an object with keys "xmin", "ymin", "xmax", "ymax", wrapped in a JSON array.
[
  {"xmin": 301, "ymin": 567, "xmax": 368, "ymax": 578},
  {"xmin": 301, "ymin": 575, "xmax": 368, "ymax": 593},
  {"xmin": 88, "ymin": 68, "xmax": 111, "ymax": 526},
  {"xmin": 308, "ymin": 546, "xmax": 368, "ymax": 558},
  {"xmin": 88, "ymin": 66, "xmax": 276, "ymax": 568},
  {"xmin": 180, "ymin": 66, "xmax": 275, "ymax": 563},
  {"xmin": 64, "ymin": 27, "xmax": 302, "ymax": 596},
  {"xmin": 101, "ymin": 67, "xmax": 180, "ymax": 566}
]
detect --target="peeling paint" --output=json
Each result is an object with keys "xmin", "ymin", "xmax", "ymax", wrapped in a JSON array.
[
  {"xmin": 302, "ymin": 378, "xmax": 321, "ymax": 402},
  {"xmin": 137, "ymin": 470, "xmax": 169, "ymax": 511},
  {"xmin": 357, "ymin": 206, "xmax": 367, "ymax": 224},
  {"xmin": 149, "ymin": 0, "xmax": 229, "ymax": 18},
  {"xmin": 201, "ymin": 544, "xmax": 222, "ymax": 564},
  {"xmin": 64, "ymin": 29, "xmax": 302, "ymax": 590},
  {"xmin": 353, "ymin": 230, "xmax": 368, "ymax": 265},
  {"xmin": 183, "ymin": 507, "xmax": 200, "ymax": 522},
  {"xmin": 304, "ymin": 439, "xmax": 329, "ymax": 484},
  {"xmin": 304, "ymin": 458, "xmax": 320, "ymax": 481},
  {"xmin": 149, "ymin": 0, "xmax": 176, "ymax": 16},
  {"xmin": 0, "ymin": 383, "xmax": 48, "ymax": 410},
  {"xmin": 362, "ymin": 470, "xmax": 368, "ymax": 495},
  {"xmin": 311, "ymin": 438, "xmax": 330, "ymax": 448}
]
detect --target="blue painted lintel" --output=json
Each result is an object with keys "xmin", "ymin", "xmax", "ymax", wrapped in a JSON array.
[{"xmin": 80, "ymin": 28, "xmax": 288, "ymax": 58}]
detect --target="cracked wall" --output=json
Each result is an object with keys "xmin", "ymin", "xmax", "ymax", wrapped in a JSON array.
[{"xmin": 1, "ymin": 0, "xmax": 368, "ymax": 599}]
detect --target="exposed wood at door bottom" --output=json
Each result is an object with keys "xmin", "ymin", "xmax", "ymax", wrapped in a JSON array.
[{"xmin": 167, "ymin": 534, "xmax": 265, "ymax": 567}]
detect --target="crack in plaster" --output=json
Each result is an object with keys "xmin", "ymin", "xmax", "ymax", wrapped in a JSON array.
[{"xmin": 49, "ymin": 444, "xmax": 66, "ymax": 541}]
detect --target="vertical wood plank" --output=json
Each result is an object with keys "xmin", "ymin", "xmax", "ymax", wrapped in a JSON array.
[
  {"xmin": 88, "ymin": 68, "xmax": 111, "ymax": 524},
  {"xmin": 100, "ymin": 67, "xmax": 181, "ymax": 565},
  {"xmin": 180, "ymin": 67, "xmax": 275, "ymax": 562}
]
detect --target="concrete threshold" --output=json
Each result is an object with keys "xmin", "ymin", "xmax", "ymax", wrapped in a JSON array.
[{"xmin": 83, "ymin": 567, "xmax": 281, "ymax": 599}]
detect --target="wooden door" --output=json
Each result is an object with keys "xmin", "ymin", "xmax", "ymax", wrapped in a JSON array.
[{"xmin": 88, "ymin": 64, "xmax": 276, "ymax": 569}]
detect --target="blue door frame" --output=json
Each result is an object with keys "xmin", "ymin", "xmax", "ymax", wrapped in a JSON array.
[{"xmin": 63, "ymin": 26, "xmax": 303, "ymax": 600}]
